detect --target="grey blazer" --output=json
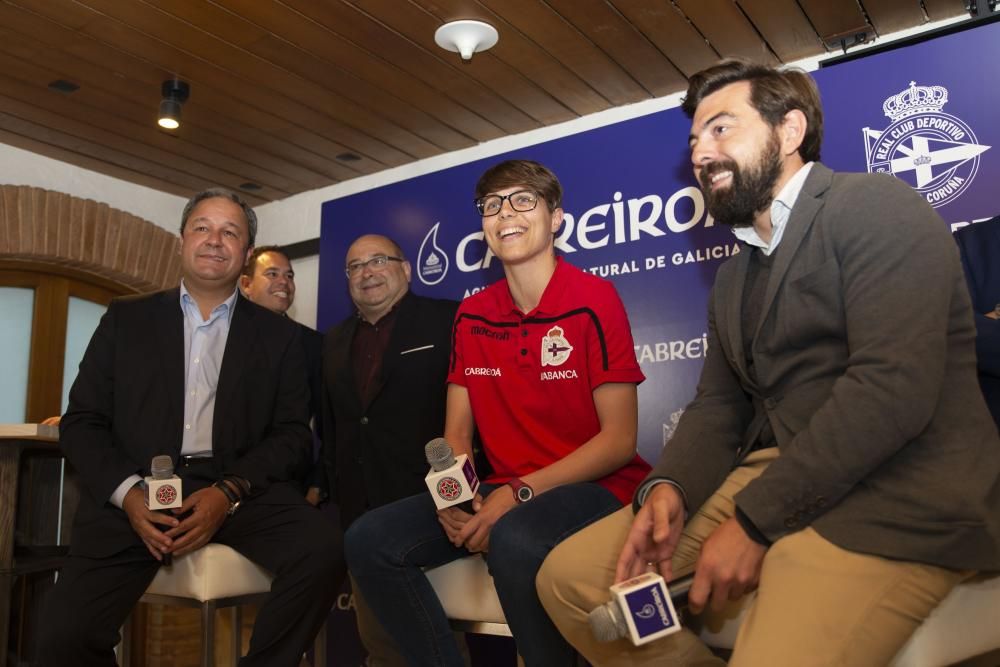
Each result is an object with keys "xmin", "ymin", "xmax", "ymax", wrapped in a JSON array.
[{"xmin": 649, "ymin": 163, "xmax": 1000, "ymax": 571}]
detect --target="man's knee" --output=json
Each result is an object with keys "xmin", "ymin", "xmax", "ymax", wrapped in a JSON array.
[{"xmin": 36, "ymin": 594, "xmax": 118, "ymax": 664}]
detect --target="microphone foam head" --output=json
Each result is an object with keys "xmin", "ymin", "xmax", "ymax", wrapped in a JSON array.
[
  {"xmin": 424, "ymin": 437, "xmax": 455, "ymax": 471},
  {"xmin": 588, "ymin": 602, "xmax": 627, "ymax": 642},
  {"xmin": 150, "ymin": 455, "xmax": 174, "ymax": 480}
]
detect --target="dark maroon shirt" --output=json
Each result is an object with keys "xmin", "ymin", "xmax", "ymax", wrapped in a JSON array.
[{"xmin": 351, "ymin": 306, "xmax": 399, "ymax": 406}]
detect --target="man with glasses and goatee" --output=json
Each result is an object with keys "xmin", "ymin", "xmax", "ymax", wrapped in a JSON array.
[{"xmin": 321, "ymin": 233, "xmax": 458, "ymax": 665}]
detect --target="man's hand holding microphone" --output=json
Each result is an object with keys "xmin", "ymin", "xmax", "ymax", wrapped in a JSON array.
[{"xmin": 122, "ymin": 455, "xmax": 246, "ymax": 564}]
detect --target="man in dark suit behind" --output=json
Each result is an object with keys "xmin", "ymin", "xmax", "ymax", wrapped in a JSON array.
[
  {"xmin": 955, "ymin": 215, "xmax": 1000, "ymax": 429},
  {"xmin": 539, "ymin": 61, "xmax": 1000, "ymax": 666},
  {"xmin": 38, "ymin": 188, "xmax": 343, "ymax": 667},
  {"xmin": 240, "ymin": 244, "xmax": 326, "ymax": 503},
  {"xmin": 321, "ymin": 233, "xmax": 458, "ymax": 664}
]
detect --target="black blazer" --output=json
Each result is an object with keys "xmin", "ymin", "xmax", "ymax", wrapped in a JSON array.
[
  {"xmin": 61, "ymin": 289, "xmax": 312, "ymax": 557},
  {"xmin": 321, "ymin": 291, "xmax": 458, "ymax": 529},
  {"xmin": 955, "ymin": 215, "xmax": 1000, "ymax": 430},
  {"xmin": 298, "ymin": 322, "xmax": 327, "ymax": 489}
]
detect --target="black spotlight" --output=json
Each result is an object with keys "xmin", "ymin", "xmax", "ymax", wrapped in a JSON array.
[{"xmin": 158, "ymin": 79, "xmax": 190, "ymax": 130}]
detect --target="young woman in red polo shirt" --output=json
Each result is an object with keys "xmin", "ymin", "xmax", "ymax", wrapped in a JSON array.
[{"xmin": 345, "ymin": 160, "xmax": 650, "ymax": 667}]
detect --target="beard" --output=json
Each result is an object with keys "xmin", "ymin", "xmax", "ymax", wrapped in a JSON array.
[{"xmin": 698, "ymin": 133, "xmax": 783, "ymax": 228}]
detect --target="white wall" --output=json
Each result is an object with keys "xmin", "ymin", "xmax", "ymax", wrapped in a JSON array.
[{"xmin": 0, "ymin": 143, "xmax": 186, "ymax": 233}]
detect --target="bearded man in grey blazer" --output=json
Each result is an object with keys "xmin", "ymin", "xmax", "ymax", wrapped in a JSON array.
[{"xmin": 537, "ymin": 60, "xmax": 1000, "ymax": 667}]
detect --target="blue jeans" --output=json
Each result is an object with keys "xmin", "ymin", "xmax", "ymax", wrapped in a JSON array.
[{"xmin": 344, "ymin": 482, "xmax": 621, "ymax": 667}]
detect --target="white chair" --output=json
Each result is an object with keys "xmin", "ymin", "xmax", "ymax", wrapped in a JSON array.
[
  {"xmin": 692, "ymin": 574, "xmax": 1000, "ymax": 667},
  {"xmin": 425, "ymin": 555, "xmax": 512, "ymax": 637},
  {"xmin": 120, "ymin": 544, "xmax": 273, "ymax": 667}
]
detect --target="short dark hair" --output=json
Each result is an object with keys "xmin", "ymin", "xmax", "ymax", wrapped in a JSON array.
[
  {"xmin": 475, "ymin": 160, "xmax": 563, "ymax": 213},
  {"xmin": 242, "ymin": 245, "xmax": 289, "ymax": 278},
  {"xmin": 681, "ymin": 59, "xmax": 823, "ymax": 163},
  {"xmin": 180, "ymin": 188, "xmax": 258, "ymax": 247}
]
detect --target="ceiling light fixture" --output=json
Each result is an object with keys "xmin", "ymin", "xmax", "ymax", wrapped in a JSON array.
[
  {"xmin": 158, "ymin": 79, "xmax": 190, "ymax": 130},
  {"xmin": 434, "ymin": 20, "xmax": 498, "ymax": 61}
]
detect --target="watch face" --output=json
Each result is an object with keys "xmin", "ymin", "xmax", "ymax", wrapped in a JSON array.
[{"xmin": 516, "ymin": 486, "xmax": 533, "ymax": 502}]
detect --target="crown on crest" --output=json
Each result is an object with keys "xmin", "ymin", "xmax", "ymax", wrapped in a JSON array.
[{"xmin": 882, "ymin": 81, "xmax": 948, "ymax": 121}]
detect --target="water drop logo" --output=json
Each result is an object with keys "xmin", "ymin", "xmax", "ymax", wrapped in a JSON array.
[
  {"xmin": 636, "ymin": 604, "xmax": 656, "ymax": 620},
  {"xmin": 417, "ymin": 222, "xmax": 449, "ymax": 285}
]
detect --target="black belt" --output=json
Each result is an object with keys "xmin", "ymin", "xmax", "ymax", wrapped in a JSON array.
[{"xmin": 178, "ymin": 454, "xmax": 215, "ymax": 467}]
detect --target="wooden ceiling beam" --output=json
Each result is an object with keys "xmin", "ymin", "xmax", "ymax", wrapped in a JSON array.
[
  {"xmin": 737, "ymin": 0, "xmax": 826, "ymax": 62},
  {"xmin": 0, "ymin": 85, "xmax": 284, "ymax": 201},
  {"xmin": 475, "ymin": 0, "xmax": 652, "ymax": 106},
  {"xmin": 0, "ymin": 47, "xmax": 310, "ymax": 196},
  {"xmin": 544, "ymin": 0, "xmax": 686, "ymax": 97},
  {"xmin": 0, "ymin": 128, "xmax": 195, "ymax": 201},
  {"xmin": 611, "ymin": 1, "xmax": 721, "ymax": 78},
  {"xmin": 286, "ymin": 0, "xmax": 542, "ymax": 135},
  {"xmin": 411, "ymin": 0, "xmax": 612, "ymax": 117},
  {"xmin": 355, "ymin": 0, "xmax": 572, "ymax": 127},
  {"xmin": 797, "ymin": 0, "xmax": 872, "ymax": 43},
  {"xmin": 68, "ymin": 0, "xmax": 439, "ymax": 160},
  {"xmin": 861, "ymin": 0, "xmax": 929, "ymax": 36},
  {"xmin": 212, "ymin": 0, "xmax": 506, "ymax": 144},
  {"xmin": 674, "ymin": 0, "xmax": 779, "ymax": 64},
  {"xmin": 0, "ymin": 2, "xmax": 368, "ymax": 184}
]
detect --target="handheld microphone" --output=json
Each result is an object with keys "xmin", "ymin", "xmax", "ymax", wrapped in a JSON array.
[
  {"xmin": 588, "ymin": 572, "xmax": 689, "ymax": 645},
  {"xmin": 144, "ymin": 455, "xmax": 183, "ymax": 565},
  {"xmin": 424, "ymin": 438, "xmax": 479, "ymax": 511}
]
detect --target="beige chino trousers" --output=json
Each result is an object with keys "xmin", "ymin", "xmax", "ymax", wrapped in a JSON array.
[{"xmin": 536, "ymin": 449, "xmax": 970, "ymax": 667}]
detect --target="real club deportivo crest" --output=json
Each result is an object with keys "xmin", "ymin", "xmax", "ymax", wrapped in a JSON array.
[
  {"xmin": 541, "ymin": 325, "xmax": 573, "ymax": 367},
  {"xmin": 863, "ymin": 81, "xmax": 990, "ymax": 208}
]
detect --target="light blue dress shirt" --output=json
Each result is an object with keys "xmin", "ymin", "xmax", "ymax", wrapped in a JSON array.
[
  {"xmin": 109, "ymin": 282, "xmax": 239, "ymax": 507},
  {"xmin": 732, "ymin": 162, "xmax": 814, "ymax": 255}
]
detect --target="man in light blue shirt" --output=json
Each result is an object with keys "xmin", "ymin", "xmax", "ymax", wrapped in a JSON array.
[{"xmin": 40, "ymin": 188, "xmax": 343, "ymax": 667}]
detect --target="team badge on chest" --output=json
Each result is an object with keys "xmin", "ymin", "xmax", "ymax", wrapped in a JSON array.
[{"xmin": 541, "ymin": 326, "xmax": 574, "ymax": 367}]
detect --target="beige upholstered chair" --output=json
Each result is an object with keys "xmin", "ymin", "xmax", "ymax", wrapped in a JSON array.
[
  {"xmin": 692, "ymin": 574, "xmax": 1000, "ymax": 667},
  {"xmin": 425, "ymin": 555, "xmax": 512, "ymax": 637},
  {"xmin": 119, "ymin": 544, "xmax": 272, "ymax": 667}
]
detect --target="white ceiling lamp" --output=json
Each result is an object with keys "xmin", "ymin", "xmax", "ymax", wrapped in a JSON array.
[{"xmin": 434, "ymin": 20, "xmax": 498, "ymax": 61}]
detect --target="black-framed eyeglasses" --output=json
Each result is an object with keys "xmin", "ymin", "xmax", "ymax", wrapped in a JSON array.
[
  {"xmin": 344, "ymin": 255, "xmax": 404, "ymax": 277},
  {"xmin": 474, "ymin": 190, "xmax": 539, "ymax": 217}
]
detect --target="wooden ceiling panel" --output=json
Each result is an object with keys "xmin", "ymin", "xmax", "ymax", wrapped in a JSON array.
[
  {"xmin": 0, "ymin": 2, "xmax": 371, "ymax": 184},
  {"xmin": 153, "ymin": 0, "xmax": 477, "ymax": 152},
  {"xmin": 610, "ymin": 1, "xmax": 721, "ymax": 78},
  {"xmin": 72, "ymin": 0, "xmax": 442, "ymax": 160},
  {"xmin": 861, "ymin": 0, "xmax": 929, "ymax": 36},
  {"xmin": 0, "ymin": 75, "xmax": 285, "ymax": 201},
  {"xmin": 475, "ymin": 0, "xmax": 651, "ymax": 106},
  {"xmin": 351, "ymin": 0, "xmax": 570, "ymax": 126},
  {"xmin": 543, "ymin": 0, "xmax": 686, "ymax": 97},
  {"xmin": 0, "ymin": 53, "xmax": 302, "ymax": 197},
  {"xmin": 738, "ymin": 0, "xmax": 827, "ymax": 62},
  {"xmin": 0, "ymin": 32, "xmax": 329, "ymax": 191},
  {"xmin": 674, "ymin": 0, "xmax": 779, "ymax": 64},
  {"xmin": 285, "ymin": 0, "xmax": 541, "ymax": 135},
  {"xmin": 412, "ymin": 0, "xmax": 612, "ymax": 117},
  {"xmin": 798, "ymin": 0, "xmax": 872, "ymax": 42},
  {"xmin": 10, "ymin": 1, "xmax": 409, "ymax": 171},
  {"xmin": 0, "ymin": 101, "xmax": 267, "ymax": 204},
  {"xmin": 212, "ymin": 0, "xmax": 506, "ymax": 143},
  {"xmin": 922, "ymin": 0, "xmax": 968, "ymax": 22},
  {"xmin": 0, "ymin": 0, "xmax": 965, "ymax": 205}
]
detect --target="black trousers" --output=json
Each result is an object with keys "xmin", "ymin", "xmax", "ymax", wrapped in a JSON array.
[{"xmin": 35, "ymin": 484, "xmax": 346, "ymax": 667}]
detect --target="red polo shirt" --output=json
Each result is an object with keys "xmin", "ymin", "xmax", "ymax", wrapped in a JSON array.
[{"xmin": 448, "ymin": 258, "xmax": 650, "ymax": 504}]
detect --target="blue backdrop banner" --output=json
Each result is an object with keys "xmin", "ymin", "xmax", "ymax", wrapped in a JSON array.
[{"xmin": 318, "ymin": 21, "xmax": 1000, "ymax": 467}]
